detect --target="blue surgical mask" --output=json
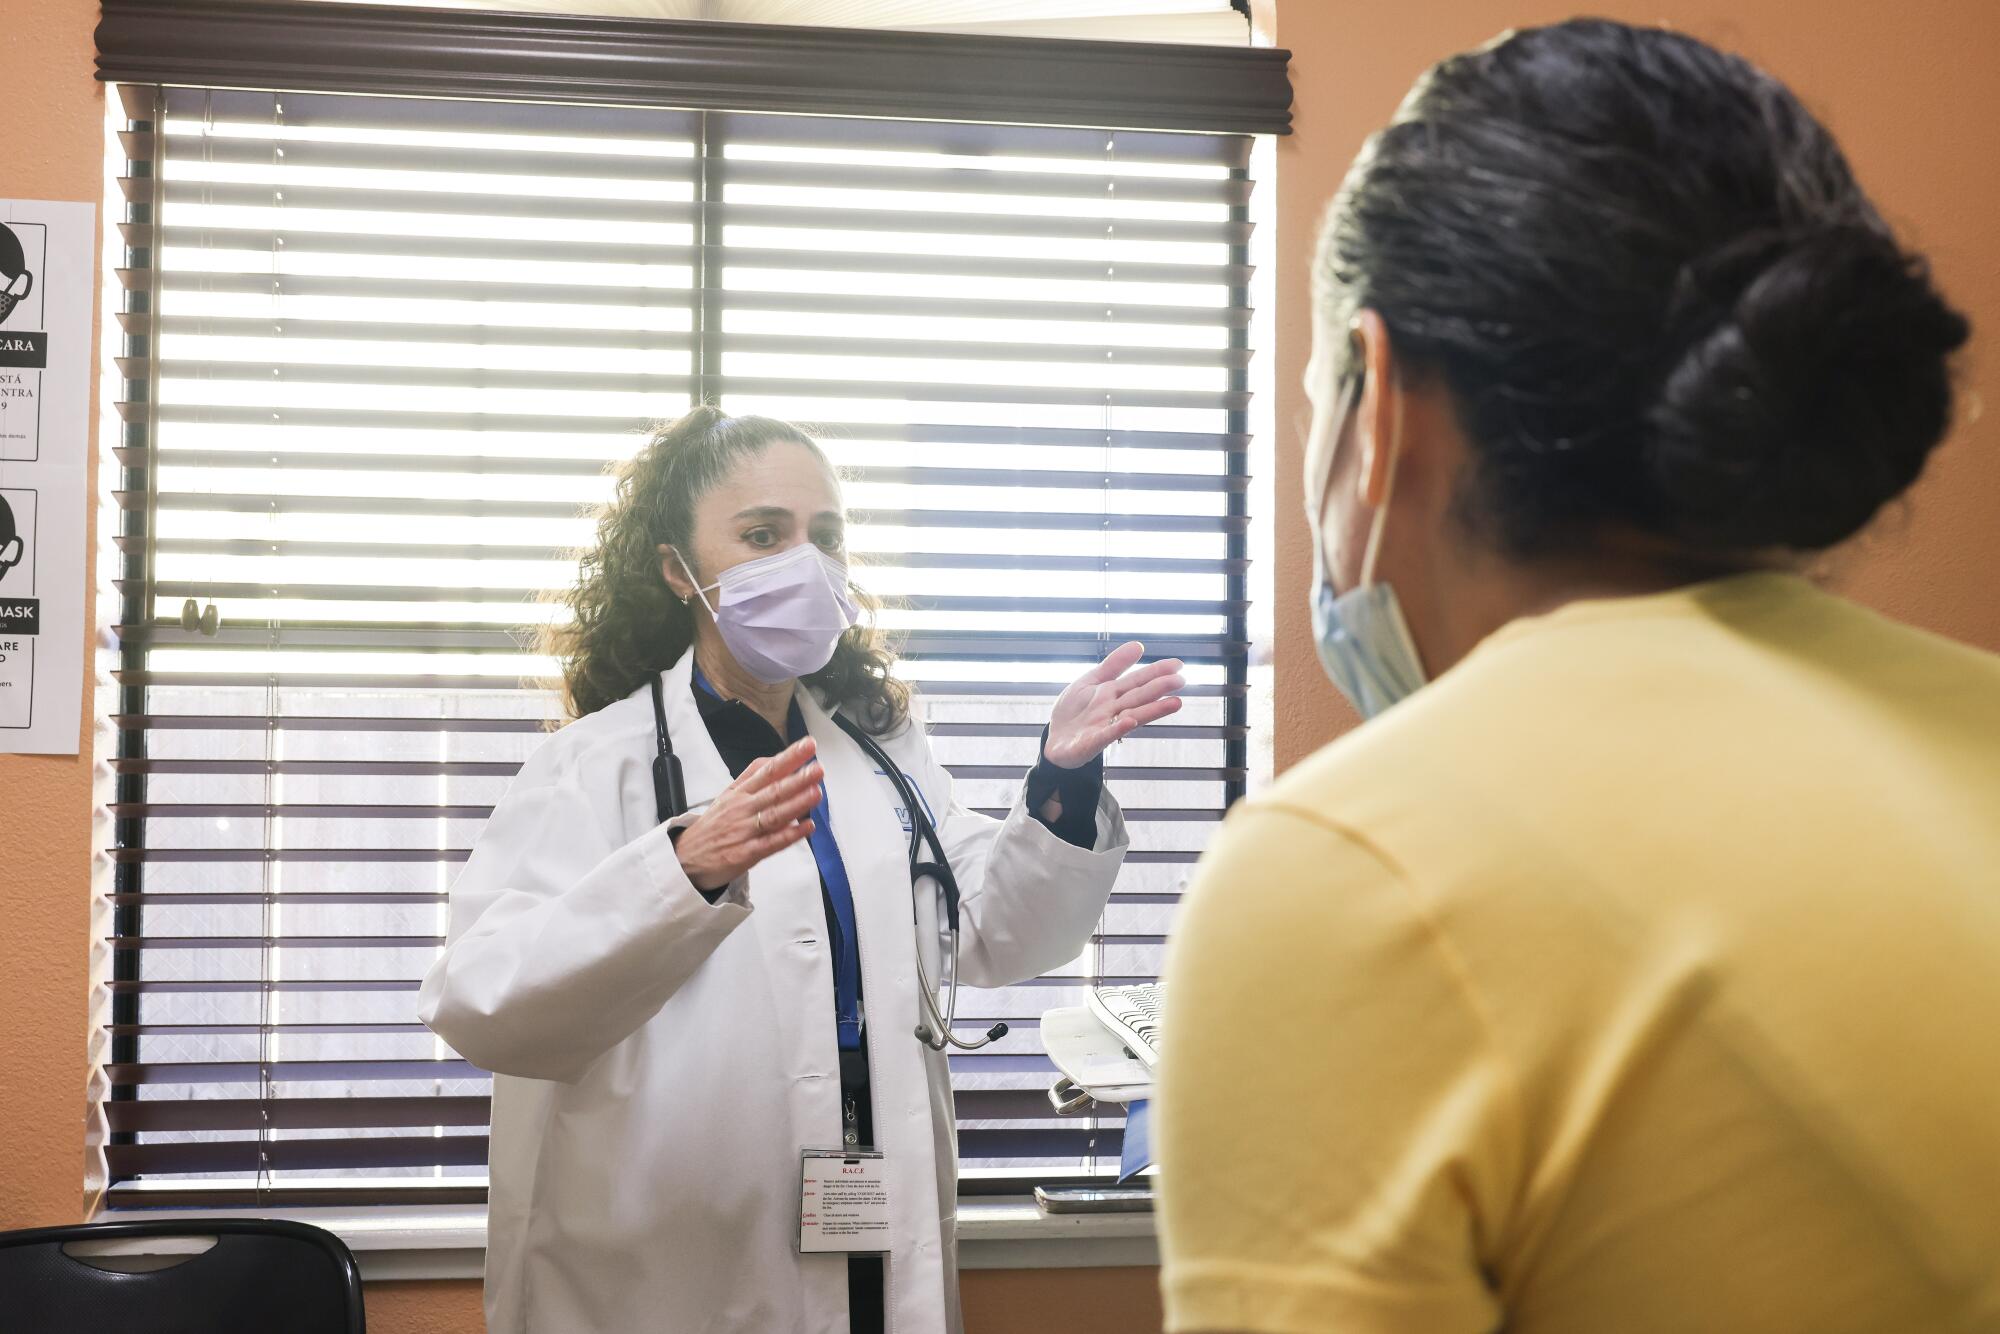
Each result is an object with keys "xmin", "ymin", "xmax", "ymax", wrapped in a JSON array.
[{"xmin": 1306, "ymin": 372, "xmax": 1428, "ymax": 720}]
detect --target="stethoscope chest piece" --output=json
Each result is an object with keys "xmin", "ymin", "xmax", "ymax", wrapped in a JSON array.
[{"xmin": 829, "ymin": 713, "xmax": 1006, "ymax": 1053}]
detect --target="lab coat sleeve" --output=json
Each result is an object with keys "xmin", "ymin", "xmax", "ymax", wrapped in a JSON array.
[
  {"xmin": 418, "ymin": 736, "xmax": 751, "ymax": 1084},
  {"xmin": 901, "ymin": 705, "xmax": 1130, "ymax": 989}
]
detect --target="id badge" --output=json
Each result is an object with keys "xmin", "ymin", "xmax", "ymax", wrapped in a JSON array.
[{"xmin": 798, "ymin": 1148, "xmax": 892, "ymax": 1255}]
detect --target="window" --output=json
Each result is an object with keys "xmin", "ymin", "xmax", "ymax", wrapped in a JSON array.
[{"xmin": 107, "ymin": 77, "xmax": 1257, "ymax": 1206}]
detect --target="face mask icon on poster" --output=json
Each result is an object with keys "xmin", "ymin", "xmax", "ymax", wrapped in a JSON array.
[
  {"xmin": 0, "ymin": 225, "xmax": 32, "ymax": 327},
  {"xmin": 0, "ymin": 496, "xmax": 22, "ymax": 579}
]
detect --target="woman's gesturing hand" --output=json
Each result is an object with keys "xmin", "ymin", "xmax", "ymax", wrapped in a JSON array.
[
  {"xmin": 674, "ymin": 736, "xmax": 823, "ymax": 892},
  {"xmin": 1043, "ymin": 641, "xmax": 1185, "ymax": 769}
]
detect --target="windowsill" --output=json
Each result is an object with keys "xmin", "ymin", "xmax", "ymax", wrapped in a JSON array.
[{"xmin": 91, "ymin": 1200, "xmax": 1158, "ymax": 1280}]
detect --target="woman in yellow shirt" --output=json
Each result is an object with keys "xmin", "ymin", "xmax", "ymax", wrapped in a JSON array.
[{"xmin": 1157, "ymin": 18, "xmax": 1998, "ymax": 1334}]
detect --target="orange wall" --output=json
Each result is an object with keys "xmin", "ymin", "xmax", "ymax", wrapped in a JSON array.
[
  {"xmin": 1267, "ymin": 0, "xmax": 2000, "ymax": 768},
  {"xmin": 5, "ymin": 2, "xmax": 1996, "ymax": 1332},
  {"xmin": 0, "ymin": 0, "xmax": 106, "ymax": 1232}
]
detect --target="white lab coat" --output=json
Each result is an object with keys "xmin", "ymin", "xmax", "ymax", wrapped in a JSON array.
[{"xmin": 418, "ymin": 650, "xmax": 1129, "ymax": 1334}]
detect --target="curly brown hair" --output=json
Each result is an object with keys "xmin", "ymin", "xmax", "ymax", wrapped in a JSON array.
[{"xmin": 539, "ymin": 406, "xmax": 910, "ymax": 731}]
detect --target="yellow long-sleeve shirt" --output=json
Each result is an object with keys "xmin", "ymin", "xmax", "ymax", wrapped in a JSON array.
[{"xmin": 1158, "ymin": 573, "xmax": 2000, "ymax": 1333}]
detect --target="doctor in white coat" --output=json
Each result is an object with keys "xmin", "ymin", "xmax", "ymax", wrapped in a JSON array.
[{"xmin": 419, "ymin": 406, "xmax": 1185, "ymax": 1334}]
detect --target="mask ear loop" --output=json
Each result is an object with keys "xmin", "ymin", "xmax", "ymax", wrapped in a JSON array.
[
  {"xmin": 1356, "ymin": 370, "xmax": 1406, "ymax": 589},
  {"xmin": 1306, "ymin": 370, "xmax": 1362, "ymax": 560},
  {"xmin": 672, "ymin": 548, "xmax": 719, "ymax": 616}
]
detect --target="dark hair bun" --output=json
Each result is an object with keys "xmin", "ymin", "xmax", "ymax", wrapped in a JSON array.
[
  {"xmin": 1317, "ymin": 19, "xmax": 1974, "ymax": 560},
  {"xmin": 1646, "ymin": 223, "xmax": 1971, "ymax": 551}
]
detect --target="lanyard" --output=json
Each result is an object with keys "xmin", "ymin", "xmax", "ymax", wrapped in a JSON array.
[{"xmin": 687, "ymin": 670, "xmax": 863, "ymax": 1051}]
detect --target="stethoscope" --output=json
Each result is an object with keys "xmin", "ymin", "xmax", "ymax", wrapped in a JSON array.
[{"xmin": 650, "ymin": 673, "xmax": 1009, "ymax": 1053}]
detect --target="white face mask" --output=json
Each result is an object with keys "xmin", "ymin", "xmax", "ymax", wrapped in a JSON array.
[
  {"xmin": 1305, "ymin": 370, "xmax": 1428, "ymax": 720},
  {"xmin": 679, "ymin": 543, "xmax": 859, "ymax": 685}
]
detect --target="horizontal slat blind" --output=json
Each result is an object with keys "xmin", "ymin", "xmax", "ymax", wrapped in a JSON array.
[{"xmin": 109, "ymin": 85, "xmax": 1250, "ymax": 1204}]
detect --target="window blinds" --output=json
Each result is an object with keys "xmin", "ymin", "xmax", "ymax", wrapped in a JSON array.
[{"xmin": 108, "ymin": 83, "xmax": 1251, "ymax": 1205}]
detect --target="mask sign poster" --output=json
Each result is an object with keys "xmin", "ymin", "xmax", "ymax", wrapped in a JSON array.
[{"xmin": 0, "ymin": 199, "xmax": 92, "ymax": 753}]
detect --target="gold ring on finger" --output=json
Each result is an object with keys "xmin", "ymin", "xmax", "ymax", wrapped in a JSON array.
[{"xmin": 755, "ymin": 808, "xmax": 767, "ymax": 834}]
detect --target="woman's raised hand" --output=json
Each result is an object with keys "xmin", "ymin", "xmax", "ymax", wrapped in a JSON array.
[
  {"xmin": 1043, "ymin": 641, "xmax": 1185, "ymax": 769},
  {"xmin": 673, "ymin": 736, "xmax": 823, "ymax": 892}
]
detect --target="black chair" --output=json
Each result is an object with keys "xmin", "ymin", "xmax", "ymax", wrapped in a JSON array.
[{"xmin": 0, "ymin": 1218, "xmax": 365, "ymax": 1333}]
